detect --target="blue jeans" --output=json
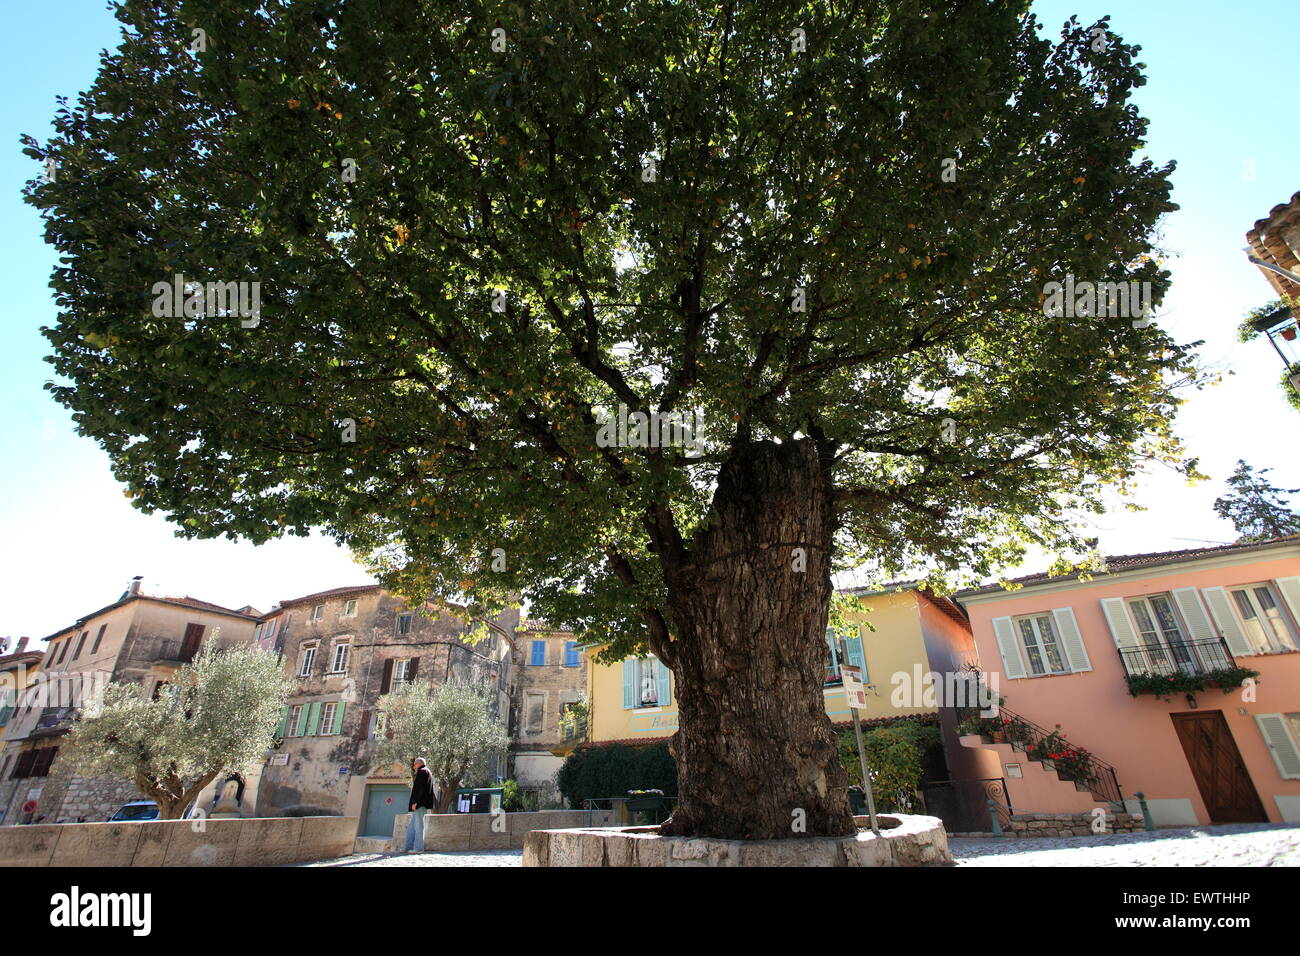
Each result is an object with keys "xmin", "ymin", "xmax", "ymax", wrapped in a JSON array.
[{"xmin": 404, "ymin": 808, "xmax": 427, "ymax": 852}]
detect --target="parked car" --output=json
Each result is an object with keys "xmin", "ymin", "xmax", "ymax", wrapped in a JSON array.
[{"xmin": 107, "ymin": 799, "xmax": 198, "ymax": 822}]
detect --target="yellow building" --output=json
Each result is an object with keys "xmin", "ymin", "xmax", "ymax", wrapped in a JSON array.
[{"xmin": 585, "ymin": 587, "xmax": 976, "ymax": 745}]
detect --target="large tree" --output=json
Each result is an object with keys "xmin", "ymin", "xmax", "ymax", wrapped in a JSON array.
[
  {"xmin": 66, "ymin": 645, "xmax": 291, "ymax": 819},
  {"xmin": 29, "ymin": 0, "xmax": 1195, "ymax": 838}
]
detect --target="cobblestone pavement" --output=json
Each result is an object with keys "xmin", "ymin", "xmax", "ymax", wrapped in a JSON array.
[
  {"xmin": 949, "ymin": 823, "xmax": 1300, "ymax": 866},
  {"xmin": 291, "ymin": 823, "xmax": 1300, "ymax": 867}
]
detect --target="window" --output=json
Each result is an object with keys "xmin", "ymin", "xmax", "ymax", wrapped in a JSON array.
[
  {"xmin": 524, "ymin": 692, "xmax": 545, "ymax": 735},
  {"xmin": 623, "ymin": 657, "xmax": 670, "ymax": 708},
  {"xmin": 91, "ymin": 624, "xmax": 106, "ymax": 654},
  {"xmin": 72, "ymin": 631, "xmax": 88, "ymax": 660},
  {"xmin": 319, "ymin": 702, "xmax": 337, "ymax": 735},
  {"xmin": 397, "ymin": 612, "xmax": 413, "ymax": 635},
  {"xmin": 371, "ymin": 711, "xmax": 389, "ymax": 739},
  {"xmin": 1126, "ymin": 594, "xmax": 1192, "ymax": 670},
  {"xmin": 298, "ymin": 643, "xmax": 318, "ymax": 677},
  {"xmin": 32, "ymin": 746, "xmax": 57, "ymax": 777},
  {"xmin": 393, "ymin": 658, "xmax": 414, "ymax": 688},
  {"xmin": 287, "ymin": 704, "xmax": 304, "ymax": 737},
  {"xmin": 530, "ymin": 640, "xmax": 546, "ymax": 666},
  {"xmin": 265, "ymin": 618, "xmax": 278, "ymax": 642},
  {"xmin": 10, "ymin": 750, "xmax": 37, "ymax": 779},
  {"xmin": 311, "ymin": 604, "xmax": 325, "ymax": 621},
  {"xmin": 1230, "ymin": 584, "xmax": 1299, "ymax": 654},
  {"xmin": 54, "ymin": 640, "xmax": 70, "ymax": 665},
  {"xmin": 342, "ymin": 599, "xmax": 358, "ymax": 618},
  {"xmin": 825, "ymin": 632, "xmax": 843, "ymax": 685},
  {"xmin": 1014, "ymin": 614, "xmax": 1067, "ymax": 676},
  {"xmin": 564, "ymin": 641, "xmax": 580, "ymax": 667},
  {"xmin": 330, "ymin": 640, "xmax": 351, "ymax": 674}
]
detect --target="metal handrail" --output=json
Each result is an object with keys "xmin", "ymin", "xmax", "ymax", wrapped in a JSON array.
[{"xmin": 1117, "ymin": 637, "xmax": 1235, "ymax": 679}]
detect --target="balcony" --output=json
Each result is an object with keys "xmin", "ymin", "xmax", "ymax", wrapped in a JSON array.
[{"xmin": 1118, "ymin": 638, "xmax": 1258, "ymax": 699}]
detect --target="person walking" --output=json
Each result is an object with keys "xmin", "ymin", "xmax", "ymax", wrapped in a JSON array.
[{"xmin": 405, "ymin": 757, "xmax": 435, "ymax": 853}]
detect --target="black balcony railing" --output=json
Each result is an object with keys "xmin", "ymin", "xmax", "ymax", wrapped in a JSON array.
[{"xmin": 1118, "ymin": 637, "xmax": 1234, "ymax": 680}]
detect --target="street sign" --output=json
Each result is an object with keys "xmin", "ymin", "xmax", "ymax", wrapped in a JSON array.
[{"xmin": 841, "ymin": 663, "xmax": 868, "ymax": 710}]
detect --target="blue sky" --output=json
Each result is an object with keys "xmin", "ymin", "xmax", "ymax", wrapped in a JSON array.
[{"xmin": 2, "ymin": 2, "xmax": 1298, "ymax": 640}]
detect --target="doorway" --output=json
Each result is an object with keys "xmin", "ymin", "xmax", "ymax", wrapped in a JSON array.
[
  {"xmin": 1170, "ymin": 711, "xmax": 1267, "ymax": 823},
  {"xmin": 360, "ymin": 784, "xmax": 409, "ymax": 838}
]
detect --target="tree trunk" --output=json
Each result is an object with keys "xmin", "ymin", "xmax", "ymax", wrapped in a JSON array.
[
  {"xmin": 659, "ymin": 437, "xmax": 855, "ymax": 839},
  {"xmin": 435, "ymin": 778, "xmax": 458, "ymax": 813}
]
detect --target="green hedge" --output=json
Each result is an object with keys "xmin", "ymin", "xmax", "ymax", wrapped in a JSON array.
[{"xmin": 556, "ymin": 741, "xmax": 677, "ymax": 808}]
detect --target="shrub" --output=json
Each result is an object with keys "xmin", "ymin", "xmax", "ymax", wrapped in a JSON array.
[{"xmin": 556, "ymin": 741, "xmax": 677, "ymax": 808}]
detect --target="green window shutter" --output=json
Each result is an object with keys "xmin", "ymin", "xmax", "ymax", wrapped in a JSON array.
[
  {"xmin": 276, "ymin": 705, "xmax": 290, "ymax": 738},
  {"xmin": 845, "ymin": 632, "xmax": 866, "ymax": 682},
  {"xmin": 305, "ymin": 701, "xmax": 322, "ymax": 736},
  {"xmin": 622, "ymin": 659, "xmax": 635, "ymax": 709},
  {"xmin": 332, "ymin": 701, "xmax": 347, "ymax": 735},
  {"xmin": 655, "ymin": 658, "xmax": 671, "ymax": 705}
]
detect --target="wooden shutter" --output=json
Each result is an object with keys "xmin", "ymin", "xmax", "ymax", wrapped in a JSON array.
[
  {"xmin": 845, "ymin": 631, "xmax": 867, "ymax": 682},
  {"xmin": 1274, "ymin": 577, "xmax": 1300, "ymax": 631},
  {"xmin": 407, "ymin": 657, "xmax": 419, "ymax": 683},
  {"xmin": 11, "ymin": 750, "xmax": 36, "ymax": 779},
  {"xmin": 1100, "ymin": 598, "xmax": 1140, "ymax": 649},
  {"xmin": 380, "ymin": 658, "xmax": 394, "ymax": 694},
  {"xmin": 304, "ymin": 701, "xmax": 321, "ymax": 736},
  {"xmin": 73, "ymin": 633, "xmax": 87, "ymax": 660},
  {"xmin": 622, "ymin": 659, "xmax": 635, "ymax": 708},
  {"xmin": 1051, "ymin": 607, "xmax": 1091, "ymax": 673},
  {"xmin": 531, "ymin": 640, "xmax": 546, "ymax": 665},
  {"xmin": 332, "ymin": 701, "xmax": 347, "ymax": 735},
  {"xmin": 32, "ymin": 747, "xmax": 57, "ymax": 777},
  {"xmin": 655, "ymin": 658, "xmax": 672, "ymax": 706},
  {"xmin": 357, "ymin": 709, "xmax": 371, "ymax": 740},
  {"xmin": 276, "ymin": 705, "xmax": 289, "ymax": 738},
  {"xmin": 180, "ymin": 623, "xmax": 205, "ymax": 661},
  {"xmin": 91, "ymin": 624, "xmax": 106, "ymax": 654},
  {"xmin": 1170, "ymin": 587, "xmax": 1215, "ymax": 643},
  {"xmin": 1255, "ymin": 714, "xmax": 1300, "ymax": 779},
  {"xmin": 992, "ymin": 616, "xmax": 1026, "ymax": 679},
  {"xmin": 1202, "ymin": 587, "xmax": 1253, "ymax": 656}
]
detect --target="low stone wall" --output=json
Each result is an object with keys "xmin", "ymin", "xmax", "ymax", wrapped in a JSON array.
[
  {"xmin": 951, "ymin": 811, "xmax": 1145, "ymax": 838},
  {"xmin": 524, "ymin": 813, "xmax": 952, "ymax": 867},
  {"xmin": 392, "ymin": 809, "xmax": 616, "ymax": 851},
  {"xmin": 0, "ymin": 816, "xmax": 358, "ymax": 867}
]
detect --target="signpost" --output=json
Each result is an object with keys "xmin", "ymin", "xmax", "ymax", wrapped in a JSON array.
[{"xmin": 838, "ymin": 638, "xmax": 881, "ymax": 836}]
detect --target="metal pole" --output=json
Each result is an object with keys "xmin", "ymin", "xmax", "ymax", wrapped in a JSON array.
[{"xmin": 839, "ymin": 635, "xmax": 880, "ymax": 835}]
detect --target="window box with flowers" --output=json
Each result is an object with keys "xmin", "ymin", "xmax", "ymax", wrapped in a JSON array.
[{"xmin": 1124, "ymin": 666, "xmax": 1260, "ymax": 701}]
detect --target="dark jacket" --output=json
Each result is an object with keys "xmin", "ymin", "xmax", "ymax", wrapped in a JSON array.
[{"xmin": 410, "ymin": 766, "xmax": 435, "ymax": 809}]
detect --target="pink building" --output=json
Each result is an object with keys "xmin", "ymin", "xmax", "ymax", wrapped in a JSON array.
[{"xmin": 953, "ymin": 536, "xmax": 1300, "ymax": 827}]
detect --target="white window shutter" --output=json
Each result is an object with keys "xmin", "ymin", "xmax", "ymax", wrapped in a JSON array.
[
  {"xmin": 1171, "ymin": 587, "xmax": 1215, "ymax": 642},
  {"xmin": 1202, "ymin": 587, "xmax": 1253, "ymax": 656},
  {"xmin": 1100, "ymin": 598, "xmax": 1140, "ymax": 649},
  {"xmin": 1273, "ymin": 577, "xmax": 1300, "ymax": 630},
  {"xmin": 1051, "ymin": 607, "xmax": 1091, "ymax": 672},
  {"xmin": 992, "ymin": 617, "xmax": 1026, "ymax": 679},
  {"xmin": 1254, "ymin": 714, "xmax": 1300, "ymax": 779}
]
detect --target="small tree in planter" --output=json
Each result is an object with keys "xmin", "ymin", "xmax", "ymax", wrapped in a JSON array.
[
  {"xmin": 66, "ymin": 645, "xmax": 291, "ymax": 820},
  {"xmin": 373, "ymin": 680, "xmax": 508, "ymax": 813}
]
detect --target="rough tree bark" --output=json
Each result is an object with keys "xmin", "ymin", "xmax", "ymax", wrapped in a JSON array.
[{"xmin": 659, "ymin": 437, "xmax": 855, "ymax": 839}]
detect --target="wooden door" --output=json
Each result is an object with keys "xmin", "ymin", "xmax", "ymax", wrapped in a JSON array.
[
  {"xmin": 1171, "ymin": 711, "xmax": 1267, "ymax": 823},
  {"xmin": 179, "ymin": 623, "xmax": 205, "ymax": 662}
]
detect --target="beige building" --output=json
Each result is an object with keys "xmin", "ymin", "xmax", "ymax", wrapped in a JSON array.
[
  {"xmin": 253, "ymin": 585, "xmax": 518, "ymax": 840},
  {"xmin": 0, "ymin": 577, "xmax": 258, "ymax": 825},
  {"xmin": 509, "ymin": 623, "xmax": 587, "ymax": 801}
]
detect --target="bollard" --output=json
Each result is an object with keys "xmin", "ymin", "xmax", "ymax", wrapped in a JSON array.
[
  {"xmin": 1134, "ymin": 791, "xmax": 1155, "ymax": 832},
  {"xmin": 988, "ymin": 798, "xmax": 1003, "ymax": 836}
]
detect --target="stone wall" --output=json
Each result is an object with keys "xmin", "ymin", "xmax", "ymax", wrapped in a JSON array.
[
  {"xmin": 509, "ymin": 625, "xmax": 585, "ymax": 787},
  {"xmin": 395, "ymin": 808, "xmax": 615, "ymax": 851},
  {"xmin": 951, "ymin": 811, "xmax": 1145, "ymax": 838},
  {"xmin": 0, "ymin": 815, "xmax": 357, "ymax": 866}
]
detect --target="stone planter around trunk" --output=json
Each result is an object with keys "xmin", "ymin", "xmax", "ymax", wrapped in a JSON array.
[{"xmin": 523, "ymin": 813, "xmax": 951, "ymax": 867}]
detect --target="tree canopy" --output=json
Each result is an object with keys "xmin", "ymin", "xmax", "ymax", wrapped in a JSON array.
[
  {"xmin": 1213, "ymin": 459, "xmax": 1300, "ymax": 542},
  {"xmin": 30, "ymin": 0, "xmax": 1195, "ymax": 664}
]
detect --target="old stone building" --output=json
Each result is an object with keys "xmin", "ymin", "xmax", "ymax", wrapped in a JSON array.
[
  {"xmin": 0, "ymin": 578, "xmax": 259, "ymax": 825},
  {"xmin": 253, "ymin": 585, "xmax": 518, "ymax": 839},
  {"xmin": 508, "ymin": 623, "xmax": 587, "ymax": 801}
]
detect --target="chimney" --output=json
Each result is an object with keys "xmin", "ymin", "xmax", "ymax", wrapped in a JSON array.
[
  {"xmin": 17, "ymin": 637, "xmax": 29, "ymax": 652},
  {"xmin": 127, "ymin": 576, "xmax": 143, "ymax": 596}
]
